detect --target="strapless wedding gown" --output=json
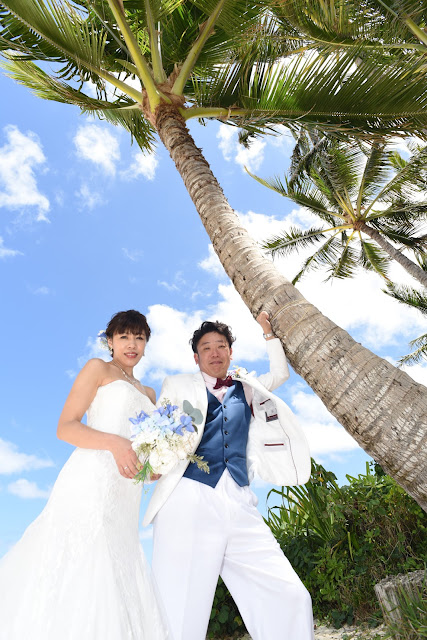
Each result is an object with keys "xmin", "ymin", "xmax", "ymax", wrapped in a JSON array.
[{"xmin": 0, "ymin": 381, "xmax": 170, "ymax": 640}]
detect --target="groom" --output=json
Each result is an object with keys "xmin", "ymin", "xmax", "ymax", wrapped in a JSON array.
[{"xmin": 144, "ymin": 313, "xmax": 314, "ymax": 640}]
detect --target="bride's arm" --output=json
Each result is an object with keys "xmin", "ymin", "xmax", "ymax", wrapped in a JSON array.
[{"xmin": 57, "ymin": 359, "xmax": 139, "ymax": 479}]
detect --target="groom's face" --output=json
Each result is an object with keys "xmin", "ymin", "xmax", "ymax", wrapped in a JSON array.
[{"xmin": 194, "ymin": 331, "xmax": 232, "ymax": 379}]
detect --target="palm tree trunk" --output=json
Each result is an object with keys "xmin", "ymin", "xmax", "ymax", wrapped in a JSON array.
[
  {"xmin": 360, "ymin": 222, "xmax": 427, "ymax": 288},
  {"xmin": 155, "ymin": 104, "xmax": 427, "ymax": 511}
]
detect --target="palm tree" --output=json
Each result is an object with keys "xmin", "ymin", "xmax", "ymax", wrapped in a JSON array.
[
  {"xmin": 252, "ymin": 134, "xmax": 427, "ymax": 287},
  {"xmin": 1, "ymin": 0, "xmax": 426, "ymax": 509}
]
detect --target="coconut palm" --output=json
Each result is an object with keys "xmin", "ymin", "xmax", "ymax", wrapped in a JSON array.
[
  {"xmin": 1, "ymin": 0, "xmax": 426, "ymax": 509},
  {"xmin": 252, "ymin": 134, "xmax": 427, "ymax": 287}
]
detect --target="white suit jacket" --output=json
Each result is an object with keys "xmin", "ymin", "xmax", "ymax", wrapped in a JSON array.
[{"xmin": 143, "ymin": 339, "xmax": 311, "ymax": 525}]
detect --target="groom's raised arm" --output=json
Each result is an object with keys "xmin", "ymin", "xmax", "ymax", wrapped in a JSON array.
[
  {"xmin": 256, "ymin": 339, "xmax": 289, "ymax": 392},
  {"xmin": 254, "ymin": 312, "xmax": 289, "ymax": 392}
]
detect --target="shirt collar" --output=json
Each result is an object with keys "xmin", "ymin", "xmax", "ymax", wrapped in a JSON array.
[{"xmin": 201, "ymin": 371, "xmax": 217, "ymax": 386}]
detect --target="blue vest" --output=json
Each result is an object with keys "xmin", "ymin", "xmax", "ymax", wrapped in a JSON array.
[{"xmin": 183, "ymin": 381, "xmax": 251, "ymax": 488}]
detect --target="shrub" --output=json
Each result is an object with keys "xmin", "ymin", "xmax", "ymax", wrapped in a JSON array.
[
  {"xmin": 267, "ymin": 460, "xmax": 427, "ymax": 627},
  {"xmin": 207, "ymin": 576, "xmax": 246, "ymax": 638}
]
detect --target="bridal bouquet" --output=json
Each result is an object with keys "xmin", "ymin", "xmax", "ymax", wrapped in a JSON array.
[{"xmin": 129, "ymin": 399, "xmax": 209, "ymax": 484}]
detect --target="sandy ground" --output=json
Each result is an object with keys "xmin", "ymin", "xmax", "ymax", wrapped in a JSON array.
[
  {"xmin": 313, "ymin": 623, "xmax": 386, "ymax": 639},
  {"xmin": 235, "ymin": 623, "xmax": 387, "ymax": 640}
]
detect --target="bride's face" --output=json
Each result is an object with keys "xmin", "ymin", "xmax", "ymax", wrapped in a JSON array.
[{"xmin": 108, "ymin": 332, "xmax": 146, "ymax": 368}]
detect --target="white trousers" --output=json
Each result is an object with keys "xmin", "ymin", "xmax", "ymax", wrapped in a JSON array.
[{"xmin": 152, "ymin": 471, "xmax": 314, "ymax": 640}]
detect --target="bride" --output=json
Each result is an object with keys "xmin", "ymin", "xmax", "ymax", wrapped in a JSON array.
[{"xmin": 0, "ymin": 310, "xmax": 170, "ymax": 640}]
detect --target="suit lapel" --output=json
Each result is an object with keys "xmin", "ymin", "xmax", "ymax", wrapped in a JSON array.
[{"xmin": 191, "ymin": 372, "xmax": 209, "ymax": 447}]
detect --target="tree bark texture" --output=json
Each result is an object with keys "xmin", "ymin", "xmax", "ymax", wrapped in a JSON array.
[
  {"xmin": 360, "ymin": 222, "xmax": 427, "ymax": 288},
  {"xmin": 155, "ymin": 105, "xmax": 427, "ymax": 511}
]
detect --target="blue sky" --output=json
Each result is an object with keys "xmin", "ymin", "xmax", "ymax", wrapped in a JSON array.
[{"xmin": 1, "ymin": 69, "xmax": 426, "ymax": 561}]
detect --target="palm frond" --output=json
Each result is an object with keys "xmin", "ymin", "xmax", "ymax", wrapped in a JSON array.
[
  {"xmin": 326, "ymin": 244, "xmax": 359, "ymax": 280},
  {"xmin": 389, "ymin": 149, "xmax": 407, "ymax": 171},
  {"xmin": 0, "ymin": 0, "xmax": 111, "ymax": 86},
  {"xmin": 367, "ymin": 202, "xmax": 427, "ymax": 225},
  {"xmin": 1, "ymin": 55, "xmax": 155, "ymax": 150},
  {"xmin": 369, "ymin": 216, "xmax": 427, "ymax": 249},
  {"xmin": 397, "ymin": 334, "xmax": 427, "ymax": 366},
  {"xmin": 261, "ymin": 226, "xmax": 327, "ymax": 257},
  {"xmin": 292, "ymin": 235, "xmax": 343, "ymax": 283},
  {"xmin": 384, "ymin": 279, "xmax": 427, "ymax": 365},
  {"xmin": 273, "ymin": 0, "xmax": 427, "ymax": 59},
  {"xmin": 237, "ymin": 48, "xmax": 427, "ymax": 137},
  {"xmin": 125, "ymin": 0, "xmax": 184, "ymax": 24},
  {"xmin": 384, "ymin": 282, "xmax": 427, "ymax": 315},
  {"xmin": 318, "ymin": 142, "xmax": 363, "ymax": 199},
  {"xmin": 188, "ymin": 0, "xmax": 266, "ymax": 36},
  {"xmin": 1, "ymin": 54, "xmax": 108, "ymax": 104},
  {"xmin": 357, "ymin": 143, "xmax": 391, "ymax": 207},
  {"xmin": 97, "ymin": 102, "xmax": 156, "ymax": 151},
  {"xmin": 288, "ymin": 130, "xmax": 328, "ymax": 187},
  {"xmin": 359, "ymin": 239, "xmax": 390, "ymax": 277},
  {"xmin": 365, "ymin": 144, "xmax": 427, "ymax": 209}
]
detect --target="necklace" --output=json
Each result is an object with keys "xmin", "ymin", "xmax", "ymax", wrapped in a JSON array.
[{"xmin": 112, "ymin": 360, "xmax": 140, "ymax": 387}]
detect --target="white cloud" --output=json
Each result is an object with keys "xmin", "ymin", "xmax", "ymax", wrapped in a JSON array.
[
  {"xmin": 120, "ymin": 151, "xmax": 158, "ymax": 182},
  {"xmin": 212, "ymin": 284, "xmax": 271, "ymax": 363},
  {"xmin": 267, "ymin": 125, "xmax": 295, "ymax": 151},
  {"xmin": 400, "ymin": 362, "xmax": 427, "ymax": 388},
  {"xmin": 0, "ymin": 438, "xmax": 53, "ymax": 475},
  {"xmin": 0, "ymin": 236, "xmax": 23, "ymax": 259},
  {"xmin": 122, "ymin": 247, "xmax": 144, "ymax": 262},
  {"xmin": 7, "ymin": 478, "xmax": 51, "ymax": 500},
  {"xmin": 198, "ymin": 245, "xmax": 226, "ymax": 279},
  {"xmin": 216, "ymin": 125, "xmax": 266, "ymax": 173},
  {"xmin": 157, "ymin": 272, "xmax": 186, "ymax": 292},
  {"xmin": 235, "ymin": 138, "xmax": 266, "ymax": 173},
  {"xmin": 31, "ymin": 286, "xmax": 51, "ymax": 296},
  {"xmin": 74, "ymin": 124, "xmax": 120, "ymax": 175},
  {"xmin": 157, "ymin": 280, "xmax": 179, "ymax": 292},
  {"xmin": 297, "ymin": 265, "xmax": 426, "ymax": 350},
  {"xmin": 135, "ymin": 304, "xmax": 204, "ymax": 381},
  {"xmin": 290, "ymin": 388, "xmax": 360, "ymax": 458},
  {"xmin": 216, "ymin": 124, "xmax": 236, "ymax": 161},
  {"xmin": 0, "ymin": 125, "xmax": 50, "ymax": 221},
  {"xmin": 75, "ymin": 183, "xmax": 104, "ymax": 210}
]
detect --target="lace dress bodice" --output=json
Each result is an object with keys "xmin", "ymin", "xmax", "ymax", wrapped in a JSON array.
[{"xmin": 87, "ymin": 379, "xmax": 155, "ymax": 436}]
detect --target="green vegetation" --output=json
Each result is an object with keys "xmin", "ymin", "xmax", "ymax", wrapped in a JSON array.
[
  {"xmin": 267, "ymin": 461, "xmax": 427, "ymax": 628},
  {"xmin": 208, "ymin": 577, "xmax": 245, "ymax": 639},
  {"xmin": 207, "ymin": 461, "xmax": 426, "ymax": 637}
]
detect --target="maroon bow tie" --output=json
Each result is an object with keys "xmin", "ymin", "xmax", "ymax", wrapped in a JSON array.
[{"xmin": 213, "ymin": 375, "xmax": 234, "ymax": 389}]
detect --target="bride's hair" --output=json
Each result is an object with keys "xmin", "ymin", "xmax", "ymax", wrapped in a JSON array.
[{"xmin": 105, "ymin": 310, "xmax": 151, "ymax": 342}]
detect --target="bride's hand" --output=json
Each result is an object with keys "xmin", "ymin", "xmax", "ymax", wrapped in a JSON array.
[{"xmin": 109, "ymin": 435, "xmax": 139, "ymax": 479}]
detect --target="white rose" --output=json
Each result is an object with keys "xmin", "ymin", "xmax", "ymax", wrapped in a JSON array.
[
  {"xmin": 134, "ymin": 428, "xmax": 157, "ymax": 445},
  {"xmin": 149, "ymin": 445, "xmax": 178, "ymax": 475}
]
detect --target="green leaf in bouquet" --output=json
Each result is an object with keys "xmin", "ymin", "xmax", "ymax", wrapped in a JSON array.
[{"xmin": 182, "ymin": 400, "xmax": 204, "ymax": 425}]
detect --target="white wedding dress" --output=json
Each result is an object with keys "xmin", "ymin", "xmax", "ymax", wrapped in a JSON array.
[{"xmin": 0, "ymin": 380, "xmax": 170, "ymax": 640}]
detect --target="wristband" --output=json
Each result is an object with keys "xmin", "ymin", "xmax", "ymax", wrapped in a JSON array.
[{"xmin": 263, "ymin": 333, "xmax": 274, "ymax": 339}]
